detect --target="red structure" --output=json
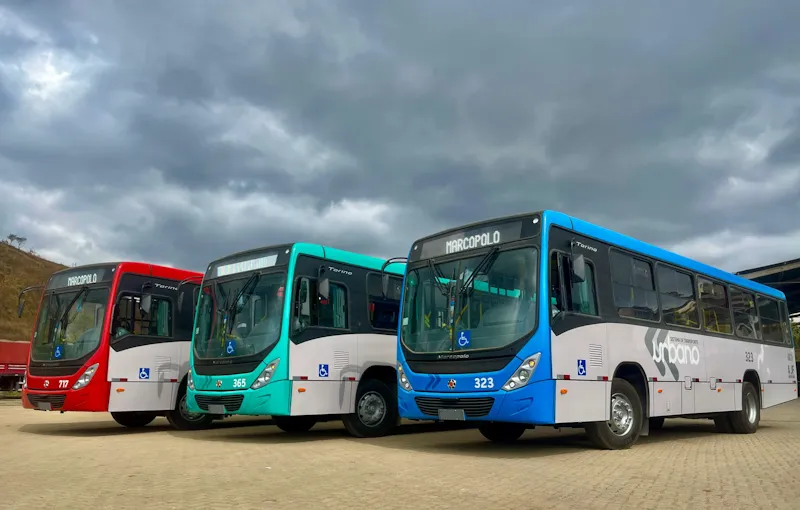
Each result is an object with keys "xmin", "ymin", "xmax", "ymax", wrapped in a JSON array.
[{"xmin": 0, "ymin": 340, "xmax": 29, "ymax": 390}]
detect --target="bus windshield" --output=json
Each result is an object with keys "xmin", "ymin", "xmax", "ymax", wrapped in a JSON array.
[
  {"xmin": 194, "ymin": 272, "xmax": 286, "ymax": 359},
  {"xmin": 401, "ymin": 247, "xmax": 538, "ymax": 353},
  {"xmin": 30, "ymin": 288, "xmax": 110, "ymax": 362}
]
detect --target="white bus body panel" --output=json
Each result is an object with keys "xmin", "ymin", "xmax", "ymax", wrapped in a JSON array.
[
  {"xmin": 551, "ymin": 323, "xmax": 797, "ymax": 423},
  {"xmin": 107, "ymin": 341, "xmax": 190, "ymax": 412},
  {"xmin": 287, "ymin": 332, "xmax": 396, "ymax": 416}
]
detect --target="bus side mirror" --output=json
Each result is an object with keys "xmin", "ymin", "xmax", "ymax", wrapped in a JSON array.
[
  {"xmin": 17, "ymin": 299, "xmax": 25, "ymax": 318},
  {"xmin": 177, "ymin": 292, "xmax": 184, "ymax": 313},
  {"xmin": 140, "ymin": 294, "xmax": 153, "ymax": 315},
  {"xmin": 318, "ymin": 277, "xmax": 330, "ymax": 301},
  {"xmin": 381, "ymin": 273, "xmax": 389, "ymax": 298},
  {"xmin": 572, "ymin": 254, "xmax": 586, "ymax": 283}
]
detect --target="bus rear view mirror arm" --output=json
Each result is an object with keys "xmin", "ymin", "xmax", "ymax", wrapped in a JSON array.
[{"xmin": 17, "ymin": 284, "xmax": 45, "ymax": 318}]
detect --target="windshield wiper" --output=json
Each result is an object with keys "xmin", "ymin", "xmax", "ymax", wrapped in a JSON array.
[
  {"xmin": 54, "ymin": 286, "xmax": 89, "ymax": 344},
  {"xmin": 225, "ymin": 272, "xmax": 262, "ymax": 335},
  {"xmin": 459, "ymin": 247, "xmax": 500, "ymax": 296},
  {"xmin": 426, "ymin": 259, "xmax": 451, "ymax": 298}
]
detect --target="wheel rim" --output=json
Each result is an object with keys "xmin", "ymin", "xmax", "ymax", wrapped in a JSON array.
[
  {"xmin": 357, "ymin": 391, "xmax": 386, "ymax": 427},
  {"xmin": 745, "ymin": 392, "xmax": 758, "ymax": 424},
  {"xmin": 608, "ymin": 392, "xmax": 635, "ymax": 436},
  {"xmin": 180, "ymin": 394, "xmax": 206, "ymax": 422}
]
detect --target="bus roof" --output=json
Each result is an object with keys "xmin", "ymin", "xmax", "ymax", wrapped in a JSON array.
[
  {"xmin": 206, "ymin": 242, "xmax": 406, "ymax": 277},
  {"xmin": 294, "ymin": 243, "xmax": 407, "ymax": 275},
  {"xmin": 407, "ymin": 210, "xmax": 785, "ymax": 300},
  {"xmin": 544, "ymin": 210, "xmax": 786, "ymax": 301}
]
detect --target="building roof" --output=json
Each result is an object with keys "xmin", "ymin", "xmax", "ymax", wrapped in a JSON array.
[{"xmin": 736, "ymin": 258, "xmax": 800, "ymax": 315}]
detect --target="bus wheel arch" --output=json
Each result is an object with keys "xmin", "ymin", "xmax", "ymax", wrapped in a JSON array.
[
  {"xmin": 584, "ymin": 362, "xmax": 647, "ymax": 450},
  {"xmin": 343, "ymin": 365, "xmax": 398, "ymax": 438},
  {"xmin": 165, "ymin": 377, "xmax": 215, "ymax": 431}
]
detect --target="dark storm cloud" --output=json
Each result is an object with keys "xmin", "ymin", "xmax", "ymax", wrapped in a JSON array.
[{"xmin": 1, "ymin": 0, "xmax": 799, "ymax": 270}]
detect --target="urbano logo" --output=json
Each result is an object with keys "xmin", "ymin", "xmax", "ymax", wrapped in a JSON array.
[{"xmin": 652, "ymin": 336, "xmax": 700, "ymax": 366}]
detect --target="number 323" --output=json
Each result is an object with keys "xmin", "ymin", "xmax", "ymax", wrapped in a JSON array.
[{"xmin": 474, "ymin": 377, "xmax": 494, "ymax": 389}]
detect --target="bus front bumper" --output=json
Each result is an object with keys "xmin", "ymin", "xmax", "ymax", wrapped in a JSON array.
[
  {"xmin": 21, "ymin": 387, "xmax": 107, "ymax": 413},
  {"xmin": 397, "ymin": 379, "xmax": 556, "ymax": 424},
  {"xmin": 187, "ymin": 380, "xmax": 291, "ymax": 416}
]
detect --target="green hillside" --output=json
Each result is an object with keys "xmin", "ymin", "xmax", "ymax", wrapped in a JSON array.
[{"xmin": 0, "ymin": 242, "xmax": 67, "ymax": 341}]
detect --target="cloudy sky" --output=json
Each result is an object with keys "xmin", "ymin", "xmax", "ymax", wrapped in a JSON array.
[{"xmin": 1, "ymin": 0, "xmax": 799, "ymax": 274}]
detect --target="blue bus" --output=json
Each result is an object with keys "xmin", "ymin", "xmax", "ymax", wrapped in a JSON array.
[{"xmin": 394, "ymin": 210, "xmax": 797, "ymax": 449}]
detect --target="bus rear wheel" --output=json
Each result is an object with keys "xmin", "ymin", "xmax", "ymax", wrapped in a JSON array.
[
  {"xmin": 478, "ymin": 422, "xmax": 526, "ymax": 443},
  {"xmin": 111, "ymin": 411, "xmax": 157, "ymax": 428},
  {"xmin": 725, "ymin": 381, "xmax": 760, "ymax": 434},
  {"xmin": 166, "ymin": 385, "xmax": 215, "ymax": 431},
  {"xmin": 585, "ymin": 378, "xmax": 643, "ymax": 450},
  {"xmin": 343, "ymin": 378, "xmax": 398, "ymax": 438},
  {"xmin": 273, "ymin": 415, "xmax": 317, "ymax": 433}
]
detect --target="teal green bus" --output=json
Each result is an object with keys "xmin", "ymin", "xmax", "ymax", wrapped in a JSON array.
[{"xmin": 186, "ymin": 243, "xmax": 407, "ymax": 437}]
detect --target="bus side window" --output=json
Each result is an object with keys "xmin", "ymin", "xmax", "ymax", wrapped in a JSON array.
[
  {"xmin": 296, "ymin": 279, "xmax": 349, "ymax": 330},
  {"xmin": 113, "ymin": 294, "xmax": 173, "ymax": 338},
  {"xmin": 367, "ymin": 274, "xmax": 401, "ymax": 331},
  {"xmin": 550, "ymin": 252, "xmax": 598, "ymax": 317}
]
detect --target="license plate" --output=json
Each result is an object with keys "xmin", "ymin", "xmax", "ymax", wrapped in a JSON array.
[
  {"xmin": 438, "ymin": 408, "xmax": 466, "ymax": 421},
  {"xmin": 36, "ymin": 402, "xmax": 52, "ymax": 411},
  {"xmin": 208, "ymin": 404, "xmax": 226, "ymax": 414}
]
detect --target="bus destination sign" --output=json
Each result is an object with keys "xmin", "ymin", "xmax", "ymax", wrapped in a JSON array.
[
  {"xmin": 419, "ymin": 220, "xmax": 524, "ymax": 260},
  {"xmin": 215, "ymin": 255, "xmax": 278, "ymax": 277},
  {"xmin": 47, "ymin": 264, "xmax": 117, "ymax": 290},
  {"xmin": 207, "ymin": 245, "xmax": 293, "ymax": 279}
]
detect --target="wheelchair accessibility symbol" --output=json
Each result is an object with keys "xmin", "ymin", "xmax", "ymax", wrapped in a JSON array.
[
  {"xmin": 577, "ymin": 359, "xmax": 587, "ymax": 377},
  {"xmin": 457, "ymin": 330, "xmax": 471, "ymax": 348},
  {"xmin": 318, "ymin": 364, "xmax": 329, "ymax": 378},
  {"xmin": 53, "ymin": 345, "xmax": 63, "ymax": 359},
  {"xmin": 225, "ymin": 340, "xmax": 236, "ymax": 355},
  {"xmin": 138, "ymin": 368, "xmax": 150, "ymax": 380}
]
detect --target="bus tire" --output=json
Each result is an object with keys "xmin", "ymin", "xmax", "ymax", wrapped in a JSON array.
[
  {"xmin": 585, "ymin": 378, "xmax": 643, "ymax": 450},
  {"xmin": 166, "ymin": 383, "xmax": 215, "ymax": 431},
  {"xmin": 727, "ymin": 381, "xmax": 760, "ymax": 434},
  {"xmin": 274, "ymin": 415, "xmax": 317, "ymax": 433},
  {"xmin": 343, "ymin": 378, "xmax": 397, "ymax": 438},
  {"xmin": 111, "ymin": 411, "xmax": 157, "ymax": 428},
  {"xmin": 478, "ymin": 422, "xmax": 526, "ymax": 443}
]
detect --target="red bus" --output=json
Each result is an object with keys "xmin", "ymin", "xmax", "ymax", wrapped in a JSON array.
[{"xmin": 18, "ymin": 261, "xmax": 218, "ymax": 429}]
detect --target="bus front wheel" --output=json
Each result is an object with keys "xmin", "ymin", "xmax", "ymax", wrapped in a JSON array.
[
  {"xmin": 111, "ymin": 411, "xmax": 157, "ymax": 428},
  {"xmin": 585, "ymin": 378, "xmax": 643, "ymax": 450},
  {"xmin": 478, "ymin": 422, "xmax": 526, "ymax": 443},
  {"xmin": 274, "ymin": 415, "xmax": 317, "ymax": 433},
  {"xmin": 343, "ymin": 378, "xmax": 398, "ymax": 438},
  {"xmin": 166, "ymin": 384, "xmax": 215, "ymax": 431}
]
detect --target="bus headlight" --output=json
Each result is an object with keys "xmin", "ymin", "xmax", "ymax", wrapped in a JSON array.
[
  {"xmin": 251, "ymin": 359, "xmax": 280, "ymax": 390},
  {"xmin": 187, "ymin": 369, "xmax": 195, "ymax": 391},
  {"xmin": 398, "ymin": 364, "xmax": 413, "ymax": 391},
  {"xmin": 72, "ymin": 363, "xmax": 99, "ymax": 390},
  {"xmin": 502, "ymin": 353, "xmax": 541, "ymax": 391}
]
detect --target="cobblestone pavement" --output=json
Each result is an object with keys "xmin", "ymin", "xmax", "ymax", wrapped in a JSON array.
[{"xmin": 1, "ymin": 398, "xmax": 799, "ymax": 510}]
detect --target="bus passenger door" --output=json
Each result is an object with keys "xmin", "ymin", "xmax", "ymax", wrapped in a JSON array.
[{"xmin": 107, "ymin": 292, "xmax": 178, "ymax": 412}]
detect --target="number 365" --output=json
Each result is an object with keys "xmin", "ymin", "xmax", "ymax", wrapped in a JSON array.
[{"xmin": 474, "ymin": 377, "xmax": 494, "ymax": 389}]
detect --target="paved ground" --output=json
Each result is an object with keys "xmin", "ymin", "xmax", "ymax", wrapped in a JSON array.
[{"xmin": 2, "ymin": 399, "xmax": 800, "ymax": 510}]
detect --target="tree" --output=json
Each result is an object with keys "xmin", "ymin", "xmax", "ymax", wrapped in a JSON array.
[
  {"xmin": 14, "ymin": 236, "xmax": 26, "ymax": 249},
  {"xmin": 6, "ymin": 234, "xmax": 17, "ymax": 245}
]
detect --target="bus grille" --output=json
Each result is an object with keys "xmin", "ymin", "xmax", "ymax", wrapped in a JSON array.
[
  {"xmin": 28, "ymin": 394, "xmax": 67, "ymax": 410},
  {"xmin": 414, "ymin": 397, "xmax": 495, "ymax": 418},
  {"xmin": 194, "ymin": 394, "xmax": 244, "ymax": 412}
]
